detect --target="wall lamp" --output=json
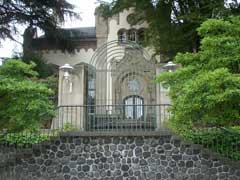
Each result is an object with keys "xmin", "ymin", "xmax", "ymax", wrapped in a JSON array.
[{"xmin": 164, "ymin": 61, "xmax": 177, "ymax": 72}]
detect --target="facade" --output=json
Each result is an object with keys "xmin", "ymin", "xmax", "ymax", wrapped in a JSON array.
[{"xmin": 34, "ymin": 9, "xmax": 171, "ymax": 131}]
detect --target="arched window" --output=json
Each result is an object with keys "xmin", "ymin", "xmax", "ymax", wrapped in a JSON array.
[
  {"xmin": 128, "ymin": 29, "xmax": 137, "ymax": 42},
  {"xmin": 124, "ymin": 96, "xmax": 144, "ymax": 119},
  {"xmin": 118, "ymin": 29, "xmax": 127, "ymax": 43}
]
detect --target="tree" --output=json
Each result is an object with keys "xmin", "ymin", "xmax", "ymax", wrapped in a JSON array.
[
  {"xmin": 0, "ymin": 60, "xmax": 55, "ymax": 132},
  {"xmin": 0, "ymin": 0, "xmax": 78, "ymax": 43},
  {"xmin": 0, "ymin": 0, "xmax": 79, "ymax": 79},
  {"xmin": 99, "ymin": 0, "xmax": 240, "ymax": 60},
  {"xmin": 156, "ymin": 16, "xmax": 240, "ymax": 127}
]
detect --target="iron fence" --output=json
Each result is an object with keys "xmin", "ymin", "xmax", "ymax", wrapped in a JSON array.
[
  {"xmin": 1, "ymin": 104, "xmax": 240, "ymax": 170},
  {"xmin": 52, "ymin": 104, "xmax": 171, "ymax": 132},
  {"xmin": 189, "ymin": 127, "xmax": 240, "ymax": 161}
]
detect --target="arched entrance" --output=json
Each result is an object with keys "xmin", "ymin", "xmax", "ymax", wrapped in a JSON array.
[{"xmin": 86, "ymin": 40, "xmax": 159, "ymax": 131}]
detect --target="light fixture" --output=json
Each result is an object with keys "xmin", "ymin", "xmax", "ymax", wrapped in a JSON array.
[
  {"xmin": 60, "ymin": 64, "xmax": 74, "ymax": 93},
  {"xmin": 60, "ymin": 64, "xmax": 74, "ymax": 79},
  {"xmin": 164, "ymin": 61, "xmax": 177, "ymax": 72}
]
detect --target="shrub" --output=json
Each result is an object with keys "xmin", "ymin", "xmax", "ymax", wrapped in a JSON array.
[
  {"xmin": 0, "ymin": 59, "xmax": 55, "ymax": 132},
  {"xmin": 156, "ymin": 16, "xmax": 240, "ymax": 127},
  {"xmin": 1, "ymin": 131, "xmax": 49, "ymax": 146}
]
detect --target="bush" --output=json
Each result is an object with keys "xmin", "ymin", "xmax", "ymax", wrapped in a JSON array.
[
  {"xmin": 156, "ymin": 16, "xmax": 240, "ymax": 127},
  {"xmin": 169, "ymin": 121, "xmax": 240, "ymax": 160},
  {"xmin": 0, "ymin": 59, "xmax": 55, "ymax": 132},
  {"xmin": 0, "ymin": 131, "xmax": 50, "ymax": 146},
  {"xmin": 157, "ymin": 17, "xmax": 240, "ymax": 160}
]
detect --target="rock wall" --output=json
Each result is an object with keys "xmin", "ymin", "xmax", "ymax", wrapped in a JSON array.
[{"xmin": 0, "ymin": 133, "xmax": 240, "ymax": 180}]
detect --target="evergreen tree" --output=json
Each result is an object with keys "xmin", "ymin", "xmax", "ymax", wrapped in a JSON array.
[
  {"xmin": 0, "ymin": 0, "xmax": 78, "ymax": 43},
  {"xmin": 0, "ymin": 0, "xmax": 79, "ymax": 77}
]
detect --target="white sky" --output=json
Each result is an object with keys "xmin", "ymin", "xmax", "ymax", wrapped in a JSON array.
[{"xmin": 0, "ymin": 0, "xmax": 99, "ymax": 58}]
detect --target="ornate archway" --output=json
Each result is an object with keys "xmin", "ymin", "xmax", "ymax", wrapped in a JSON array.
[
  {"xmin": 86, "ymin": 40, "xmax": 158, "ymax": 130},
  {"xmin": 88, "ymin": 40, "xmax": 156, "ymax": 106}
]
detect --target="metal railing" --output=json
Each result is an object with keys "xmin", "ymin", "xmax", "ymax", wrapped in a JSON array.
[
  {"xmin": 189, "ymin": 127, "xmax": 240, "ymax": 161},
  {"xmin": 52, "ymin": 104, "xmax": 171, "ymax": 132}
]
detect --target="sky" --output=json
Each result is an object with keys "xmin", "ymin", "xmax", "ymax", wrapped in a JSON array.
[{"xmin": 0, "ymin": 0, "xmax": 99, "ymax": 58}]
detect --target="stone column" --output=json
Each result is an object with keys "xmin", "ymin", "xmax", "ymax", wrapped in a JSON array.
[
  {"xmin": 53, "ymin": 65, "xmax": 86, "ymax": 131},
  {"xmin": 156, "ymin": 65, "xmax": 172, "ymax": 130}
]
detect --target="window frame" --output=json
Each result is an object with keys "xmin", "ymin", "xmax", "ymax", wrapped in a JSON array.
[{"xmin": 123, "ymin": 95, "xmax": 144, "ymax": 119}]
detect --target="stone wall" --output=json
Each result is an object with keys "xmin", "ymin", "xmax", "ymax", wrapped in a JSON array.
[{"xmin": 0, "ymin": 132, "xmax": 240, "ymax": 180}]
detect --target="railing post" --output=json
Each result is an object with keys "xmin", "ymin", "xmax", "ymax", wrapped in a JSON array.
[{"xmin": 156, "ymin": 105, "xmax": 161, "ymax": 130}]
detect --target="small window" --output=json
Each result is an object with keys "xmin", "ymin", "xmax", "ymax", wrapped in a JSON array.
[
  {"xmin": 128, "ymin": 30, "xmax": 137, "ymax": 42},
  {"xmin": 118, "ymin": 30, "xmax": 127, "ymax": 43}
]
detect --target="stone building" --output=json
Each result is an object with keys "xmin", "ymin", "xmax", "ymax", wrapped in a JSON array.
[{"xmin": 33, "ymin": 8, "xmax": 172, "ymax": 131}]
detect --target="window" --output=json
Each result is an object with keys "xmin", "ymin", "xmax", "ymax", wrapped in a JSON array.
[
  {"xmin": 128, "ymin": 79, "xmax": 140, "ymax": 93},
  {"xmin": 124, "ymin": 96, "xmax": 144, "ymax": 119},
  {"xmin": 118, "ymin": 30, "xmax": 127, "ymax": 43},
  {"xmin": 86, "ymin": 69, "xmax": 95, "ymax": 113},
  {"xmin": 118, "ymin": 29, "xmax": 146, "ymax": 44},
  {"xmin": 128, "ymin": 30, "xmax": 137, "ymax": 42}
]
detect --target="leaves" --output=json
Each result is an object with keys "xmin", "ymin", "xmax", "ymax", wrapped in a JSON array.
[
  {"xmin": 3, "ymin": 131, "xmax": 50, "ymax": 146},
  {"xmin": 0, "ymin": 59, "xmax": 55, "ymax": 132},
  {"xmin": 157, "ymin": 16, "xmax": 240, "ymax": 127},
  {"xmin": 99, "ymin": 0, "xmax": 240, "ymax": 58},
  {"xmin": 0, "ymin": 59, "xmax": 38, "ymax": 78},
  {"xmin": 0, "ymin": 0, "xmax": 79, "ymax": 43}
]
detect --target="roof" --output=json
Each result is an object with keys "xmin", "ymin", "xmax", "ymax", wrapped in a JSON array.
[
  {"xmin": 38, "ymin": 27, "xmax": 96, "ymax": 40},
  {"xmin": 32, "ymin": 27, "xmax": 97, "ymax": 51},
  {"xmin": 57, "ymin": 27, "xmax": 96, "ymax": 39}
]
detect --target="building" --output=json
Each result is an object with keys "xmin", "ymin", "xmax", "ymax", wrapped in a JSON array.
[{"xmin": 33, "ymin": 8, "xmax": 172, "ymax": 132}]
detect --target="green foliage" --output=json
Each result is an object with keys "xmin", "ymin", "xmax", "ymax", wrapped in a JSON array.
[
  {"xmin": 232, "ymin": 126, "xmax": 240, "ymax": 132},
  {"xmin": 0, "ymin": 59, "xmax": 55, "ymax": 132},
  {"xmin": 99, "ymin": 0, "xmax": 240, "ymax": 58},
  {"xmin": 0, "ymin": 0, "xmax": 79, "ymax": 43},
  {"xmin": 169, "ymin": 121, "xmax": 240, "ymax": 160},
  {"xmin": 22, "ymin": 51, "xmax": 58, "ymax": 78},
  {"xmin": 22, "ymin": 51, "xmax": 59, "ymax": 106},
  {"xmin": 20, "ymin": 50, "xmax": 59, "ymax": 108},
  {"xmin": 63, "ymin": 123, "xmax": 77, "ymax": 132},
  {"xmin": 2, "ymin": 131, "xmax": 49, "ymax": 146},
  {"xmin": 0, "ymin": 60, "xmax": 38, "ymax": 78},
  {"xmin": 157, "ymin": 16, "xmax": 240, "ymax": 127},
  {"xmin": 40, "ymin": 75, "xmax": 59, "ymax": 106},
  {"xmin": 52, "ymin": 123, "xmax": 77, "ymax": 137}
]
